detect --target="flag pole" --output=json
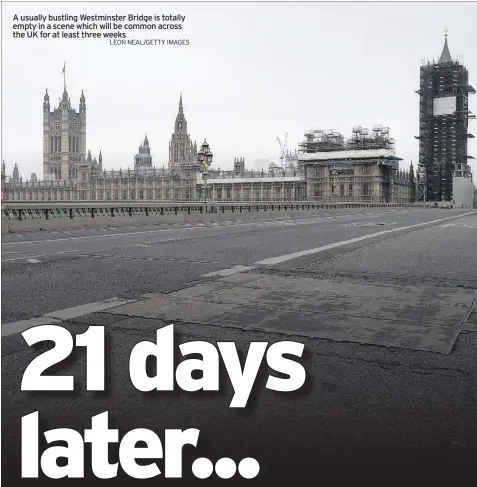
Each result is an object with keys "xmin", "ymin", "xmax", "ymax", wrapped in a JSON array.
[{"xmin": 63, "ymin": 62, "xmax": 66, "ymax": 90}]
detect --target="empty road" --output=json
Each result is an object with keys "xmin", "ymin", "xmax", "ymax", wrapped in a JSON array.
[{"xmin": 2, "ymin": 207, "xmax": 477, "ymax": 483}]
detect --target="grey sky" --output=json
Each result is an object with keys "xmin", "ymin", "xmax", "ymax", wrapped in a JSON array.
[{"xmin": 2, "ymin": 1, "xmax": 477, "ymax": 179}]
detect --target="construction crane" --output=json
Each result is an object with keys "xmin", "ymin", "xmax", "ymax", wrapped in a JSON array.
[{"xmin": 277, "ymin": 133, "xmax": 288, "ymax": 168}]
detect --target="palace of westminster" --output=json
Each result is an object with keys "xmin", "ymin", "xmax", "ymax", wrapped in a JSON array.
[{"xmin": 1, "ymin": 78, "xmax": 418, "ymax": 205}]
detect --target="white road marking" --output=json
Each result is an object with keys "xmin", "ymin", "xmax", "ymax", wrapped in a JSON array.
[
  {"xmin": 0, "ymin": 212, "xmax": 419, "ymax": 246},
  {"xmin": 1, "ymin": 221, "xmax": 293, "ymax": 245},
  {"xmin": 2, "ymin": 209, "xmax": 470, "ymax": 247},
  {"xmin": 140, "ymin": 231, "xmax": 232, "ymax": 246},
  {"xmin": 201, "ymin": 265, "xmax": 256, "ymax": 278},
  {"xmin": 1, "ymin": 317, "xmax": 62, "ymax": 337},
  {"xmin": 26, "ymin": 258, "xmax": 42, "ymax": 263},
  {"xmin": 1, "ymin": 250, "xmax": 78, "ymax": 262},
  {"xmin": 440, "ymin": 223, "xmax": 477, "ymax": 228},
  {"xmin": 135, "ymin": 244, "xmax": 150, "ymax": 248},
  {"xmin": 254, "ymin": 212, "xmax": 477, "ymax": 266},
  {"xmin": 43, "ymin": 297, "xmax": 137, "ymax": 320},
  {"xmin": 2, "ymin": 297, "xmax": 140, "ymax": 337},
  {"xmin": 3, "ymin": 253, "xmax": 44, "ymax": 262}
]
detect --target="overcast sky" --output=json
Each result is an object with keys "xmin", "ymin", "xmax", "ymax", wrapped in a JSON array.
[{"xmin": 2, "ymin": 1, "xmax": 477, "ymax": 179}]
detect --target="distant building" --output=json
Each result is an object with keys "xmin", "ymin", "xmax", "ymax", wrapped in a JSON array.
[
  {"xmin": 134, "ymin": 135, "xmax": 153, "ymax": 170},
  {"xmin": 12, "ymin": 163, "xmax": 19, "ymax": 182},
  {"xmin": 298, "ymin": 127, "xmax": 414, "ymax": 203},
  {"xmin": 234, "ymin": 157, "xmax": 245, "ymax": 175},
  {"xmin": 3, "ymin": 168, "xmax": 197, "ymax": 202},
  {"xmin": 168, "ymin": 94, "xmax": 199, "ymax": 173},
  {"xmin": 42, "ymin": 75, "xmax": 101, "ymax": 182},
  {"xmin": 284, "ymin": 149, "xmax": 298, "ymax": 169},
  {"xmin": 197, "ymin": 158, "xmax": 304, "ymax": 201},
  {"xmin": 2, "ymin": 79, "xmax": 414, "ymax": 205},
  {"xmin": 1, "ymin": 161, "xmax": 5, "ymax": 191},
  {"xmin": 415, "ymin": 33, "xmax": 475, "ymax": 202}
]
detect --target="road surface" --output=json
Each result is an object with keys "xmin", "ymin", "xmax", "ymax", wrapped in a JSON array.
[{"xmin": 2, "ymin": 207, "xmax": 477, "ymax": 482}]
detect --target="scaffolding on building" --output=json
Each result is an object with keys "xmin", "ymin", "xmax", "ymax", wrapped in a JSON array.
[
  {"xmin": 298, "ymin": 126, "xmax": 395, "ymax": 154},
  {"xmin": 299, "ymin": 129, "xmax": 345, "ymax": 153},
  {"xmin": 296, "ymin": 126, "xmax": 407, "ymax": 203}
]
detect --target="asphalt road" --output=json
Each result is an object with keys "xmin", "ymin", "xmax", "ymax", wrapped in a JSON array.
[
  {"xmin": 2, "ymin": 207, "xmax": 477, "ymax": 483},
  {"xmin": 2, "ymin": 207, "xmax": 474, "ymax": 322}
]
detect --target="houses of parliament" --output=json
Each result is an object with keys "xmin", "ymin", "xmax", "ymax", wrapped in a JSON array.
[{"xmin": 2, "ymin": 77, "xmax": 416, "ymax": 205}]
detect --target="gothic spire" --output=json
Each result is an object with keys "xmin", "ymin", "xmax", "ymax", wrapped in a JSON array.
[
  {"xmin": 176, "ymin": 93, "xmax": 185, "ymax": 123},
  {"xmin": 60, "ymin": 62, "xmax": 69, "ymax": 105},
  {"xmin": 174, "ymin": 93, "xmax": 187, "ymax": 134},
  {"xmin": 179, "ymin": 93, "xmax": 183, "ymax": 116},
  {"xmin": 79, "ymin": 89, "xmax": 86, "ymax": 114},
  {"xmin": 438, "ymin": 30, "xmax": 452, "ymax": 65}
]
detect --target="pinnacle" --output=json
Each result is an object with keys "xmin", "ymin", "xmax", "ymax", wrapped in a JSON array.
[{"xmin": 438, "ymin": 34, "xmax": 452, "ymax": 64}]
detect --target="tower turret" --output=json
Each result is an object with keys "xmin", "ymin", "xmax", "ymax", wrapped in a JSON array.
[
  {"xmin": 12, "ymin": 163, "xmax": 19, "ymax": 181},
  {"xmin": 169, "ymin": 93, "xmax": 198, "ymax": 171},
  {"xmin": 60, "ymin": 85, "xmax": 70, "ymax": 109},
  {"xmin": 135, "ymin": 135, "xmax": 152, "ymax": 169},
  {"xmin": 80, "ymin": 89, "xmax": 86, "ymax": 114},
  {"xmin": 43, "ymin": 89, "xmax": 50, "ymax": 113}
]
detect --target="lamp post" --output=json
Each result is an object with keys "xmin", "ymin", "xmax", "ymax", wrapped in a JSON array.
[
  {"xmin": 197, "ymin": 139, "xmax": 213, "ymax": 206},
  {"xmin": 330, "ymin": 168, "xmax": 338, "ymax": 201}
]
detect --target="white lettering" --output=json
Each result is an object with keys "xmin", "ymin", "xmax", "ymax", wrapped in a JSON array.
[
  {"xmin": 21, "ymin": 410, "xmax": 201, "ymax": 479},
  {"xmin": 129, "ymin": 325, "xmax": 174, "ymax": 391},
  {"xmin": 266, "ymin": 341, "xmax": 306, "ymax": 391}
]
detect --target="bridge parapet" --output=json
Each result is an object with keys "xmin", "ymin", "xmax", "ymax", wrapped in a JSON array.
[{"xmin": 1, "ymin": 201, "xmax": 428, "ymax": 233}]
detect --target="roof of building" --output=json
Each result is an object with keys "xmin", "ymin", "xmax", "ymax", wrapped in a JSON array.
[
  {"xmin": 196, "ymin": 176, "xmax": 301, "ymax": 184},
  {"xmin": 298, "ymin": 148, "xmax": 396, "ymax": 162}
]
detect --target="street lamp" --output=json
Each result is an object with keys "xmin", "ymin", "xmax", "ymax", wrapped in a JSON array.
[
  {"xmin": 330, "ymin": 168, "xmax": 338, "ymax": 200},
  {"xmin": 197, "ymin": 139, "xmax": 213, "ymax": 204}
]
